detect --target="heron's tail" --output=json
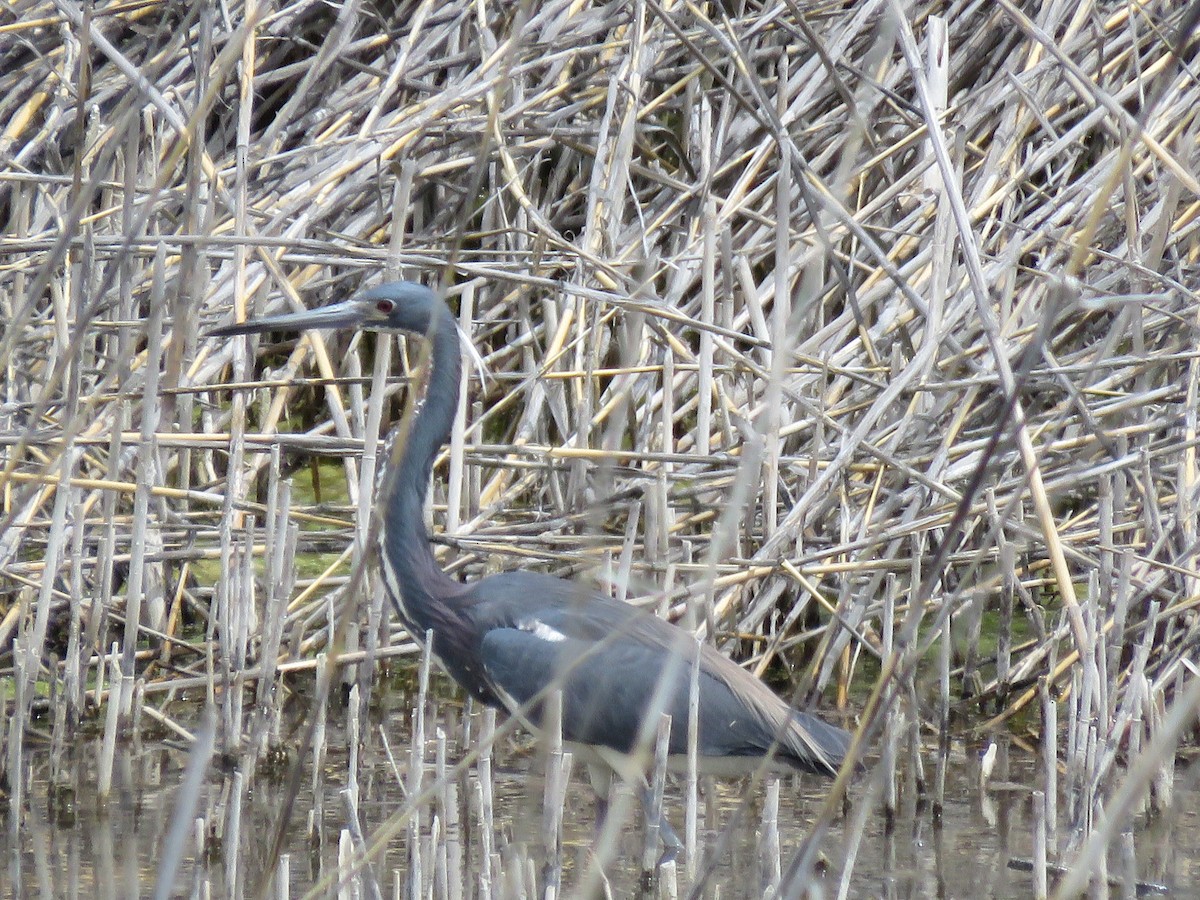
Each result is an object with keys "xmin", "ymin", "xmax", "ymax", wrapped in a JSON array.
[{"xmin": 785, "ymin": 711, "xmax": 853, "ymax": 776}]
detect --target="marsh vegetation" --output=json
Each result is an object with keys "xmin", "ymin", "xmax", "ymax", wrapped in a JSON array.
[{"xmin": 3, "ymin": 0, "xmax": 1200, "ymax": 896}]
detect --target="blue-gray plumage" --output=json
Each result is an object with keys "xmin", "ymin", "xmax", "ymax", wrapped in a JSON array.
[{"xmin": 211, "ymin": 281, "xmax": 853, "ymax": 854}]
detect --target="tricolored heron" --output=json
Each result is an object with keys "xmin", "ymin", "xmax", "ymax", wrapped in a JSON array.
[{"xmin": 212, "ymin": 281, "xmax": 852, "ymax": 856}]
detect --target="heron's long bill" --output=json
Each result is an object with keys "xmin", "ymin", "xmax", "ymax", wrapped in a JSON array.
[{"xmin": 207, "ymin": 298, "xmax": 365, "ymax": 338}]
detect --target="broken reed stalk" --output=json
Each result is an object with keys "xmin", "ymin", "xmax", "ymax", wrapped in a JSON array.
[
  {"xmin": 276, "ymin": 855, "xmax": 290, "ymax": 900},
  {"xmin": 1032, "ymin": 789, "xmax": 1048, "ymax": 900},
  {"xmin": 760, "ymin": 777, "xmax": 782, "ymax": 895},
  {"xmin": 96, "ymin": 643, "xmax": 121, "ymax": 800},
  {"xmin": 225, "ymin": 769, "xmax": 245, "ymax": 897},
  {"xmin": 475, "ymin": 707, "xmax": 497, "ymax": 900},
  {"xmin": 684, "ymin": 639, "xmax": 701, "ymax": 875},
  {"xmin": 3, "ymin": 0, "xmax": 1200, "ymax": 896},
  {"xmin": 540, "ymin": 689, "xmax": 565, "ymax": 899},
  {"xmin": 408, "ymin": 636, "xmax": 433, "ymax": 898}
]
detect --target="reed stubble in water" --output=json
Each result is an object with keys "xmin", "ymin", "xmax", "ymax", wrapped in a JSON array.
[{"xmin": 4, "ymin": 0, "xmax": 1200, "ymax": 895}]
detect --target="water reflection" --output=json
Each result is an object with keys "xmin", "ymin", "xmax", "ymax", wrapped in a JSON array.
[{"xmin": 2, "ymin": 693, "xmax": 1196, "ymax": 898}]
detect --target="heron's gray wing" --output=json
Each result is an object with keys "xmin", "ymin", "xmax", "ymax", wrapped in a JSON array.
[
  {"xmin": 477, "ymin": 625, "xmax": 848, "ymax": 775},
  {"xmin": 480, "ymin": 625, "xmax": 750, "ymax": 757},
  {"xmin": 469, "ymin": 571, "xmax": 850, "ymax": 773}
]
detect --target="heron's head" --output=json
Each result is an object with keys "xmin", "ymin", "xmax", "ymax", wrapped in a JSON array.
[{"xmin": 209, "ymin": 281, "xmax": 441, "ymax": 338}]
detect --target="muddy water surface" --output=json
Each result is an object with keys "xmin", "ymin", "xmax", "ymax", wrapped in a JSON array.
[{"xmin": 2, "ymin": 689, "xmax": 1196, "ymax": 898}]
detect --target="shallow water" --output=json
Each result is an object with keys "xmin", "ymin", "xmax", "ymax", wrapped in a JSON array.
[{"xmin": 2, "ymin": 688, "xmax": 1196, "ymax": 898}]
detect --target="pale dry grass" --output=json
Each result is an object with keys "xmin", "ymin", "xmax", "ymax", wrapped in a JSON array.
[{"xmin": 2, "ymin": 0, "xmax": 1199, "ymax": 895}]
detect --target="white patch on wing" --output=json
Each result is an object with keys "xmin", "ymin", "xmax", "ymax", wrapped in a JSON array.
[{"xmin": 518, "ymin": 619, "xmax": 567, "ymax": 643}]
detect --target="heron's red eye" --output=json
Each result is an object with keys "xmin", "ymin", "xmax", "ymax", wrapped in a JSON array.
[{"xmin": 376, "ymin": 300, "xmax": 394, "ymax": 314}]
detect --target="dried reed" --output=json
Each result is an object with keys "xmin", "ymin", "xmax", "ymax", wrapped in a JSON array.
[{"xmin": 3, "ymin": 0, "xmax": 1200, "ymax": 896}]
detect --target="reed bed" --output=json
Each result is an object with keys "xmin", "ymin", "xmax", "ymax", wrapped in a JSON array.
[{"xmin": 2, "ymin": 0, "xmax": 1200, "ymax": 896}]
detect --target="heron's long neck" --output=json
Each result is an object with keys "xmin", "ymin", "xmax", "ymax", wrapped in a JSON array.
[{"xmin": 382, "ymin": 306, "xmax": 462, "ymax": 632}]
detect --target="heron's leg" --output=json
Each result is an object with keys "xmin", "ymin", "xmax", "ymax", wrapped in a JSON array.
[
  {"xmin": 637, "ymin": 784, "xmax": 683, "ymax": 865},
  {"xmin": 589, "ymin": 750, "xmax": 681, "ymax": 864},
  {"xmin": 585, "ymin": 762, "xmax": 613, "ymax": 832}
]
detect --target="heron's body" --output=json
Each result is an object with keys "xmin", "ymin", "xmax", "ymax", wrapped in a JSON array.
[
  {"xmin": 213, "ymin": 281, "xmax": 852, "ymax": 852},
  {"xmin": 402, "ymin": 567, "xmax": 850, "ymax": 776}
]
